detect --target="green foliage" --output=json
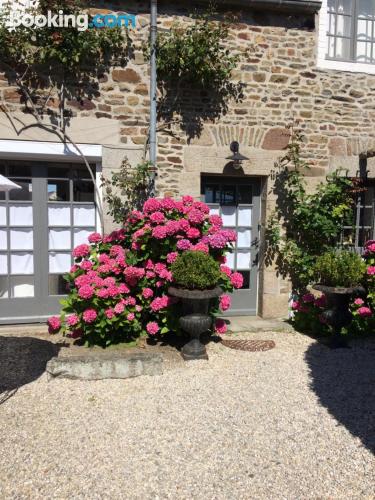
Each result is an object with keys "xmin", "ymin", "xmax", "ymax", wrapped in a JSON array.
[
  {"xmin": 266, "ymin": 127, "xmax": 356, "ymax": 293},
  {"xmin": 171, "ymin": 251, "xmax": 221, "ymax": 290},
  {"xmin": 102, "ymin": 159, "xmax": 153, "ymax": 224},
  {"xmin": 313, "ymin": 250, "xmax": 366, "ymax": 287},
  {"xmin": 0, "ymin": 0, "xmax": 129, "ymax": 102}
]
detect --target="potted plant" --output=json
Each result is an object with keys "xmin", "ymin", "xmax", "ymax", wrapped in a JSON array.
[
  {"xmin": 313, "ymin": 250, "xmax": 366, "ymax": 348},
  {"xmin": 169, "ymin": 251, "xmax": 223, "ymax": 360}
]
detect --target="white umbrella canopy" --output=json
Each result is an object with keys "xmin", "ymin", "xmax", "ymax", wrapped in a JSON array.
[{"xmin": 0, "ymin": 175, "xmax": 22, "ymax": 192}]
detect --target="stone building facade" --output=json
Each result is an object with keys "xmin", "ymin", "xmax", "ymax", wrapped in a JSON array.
[{"xmin": 0, "ymin": 0, "xmax": 374, "ymax": 322}]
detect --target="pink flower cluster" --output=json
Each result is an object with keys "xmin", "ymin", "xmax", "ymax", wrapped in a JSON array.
[{"xmin": 51, "ymin": 195, "xmax": 238, "ymax": 344}]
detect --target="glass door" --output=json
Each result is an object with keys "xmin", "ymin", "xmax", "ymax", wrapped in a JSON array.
[
  {"xmin": 202, "ymin": 176, "xmax": 261, "ymax": 315},
  {"xmin": 0, "ymin": 161, "xmax": 97, "ymax": 324}
]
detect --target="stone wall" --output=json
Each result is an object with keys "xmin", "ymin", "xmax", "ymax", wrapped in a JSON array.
[{"xmin": 1, "ymin": 0, "xmax": 374, "ymax": 317}]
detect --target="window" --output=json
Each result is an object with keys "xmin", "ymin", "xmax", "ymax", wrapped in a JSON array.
[
  {"xmin": 327, "ymin": 0, "xmax": 375, "ymax": 64},
  {"xmin": 341, "ymin": 182, "xmax": 375, "ymax": 251}
]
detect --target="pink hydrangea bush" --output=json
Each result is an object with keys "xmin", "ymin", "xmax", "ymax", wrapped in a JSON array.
[
  {"xmin": 49, "ymin": 196, "xmax": 241, "ymax": 346},
  {"xmin": 292, "ymin": 240, "xmax": 375, "ymax": 336}
]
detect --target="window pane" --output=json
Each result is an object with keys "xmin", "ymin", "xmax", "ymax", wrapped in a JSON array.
[
  {"xmin": 208, "ymin": 206, "xmax": 220, "ymax": 216},
  {"xmin": 10, "ymin": 229, "xmax": 33, "ymax": 250},
  {"xmin": 335, "ymin": 37, "xmax": 351, "ymax": 59},
  {"xmin": 221, "ymin": 206, "xmax": 236, "ymax": 226},
  {"xmin": 0, "ymin": 205, "xmax": 6, "ymax": 225},
  {"xmin": 48, "ymin": 205, "xmax": 70, "ymax": 226},
  {"xmin": 356, "ymin": 41, "xmax": 372, "ymax": 62},
  {"xmin": 73, "ymin": 228, "xmax": 92, "ymax": 247},
  {"xmin": 238, "ymin": 207, "xmax": 252, "ymax": 226},
  {"xmin": 73, "ymin": 205, "xmax": 95, "ymax": 226},
  {"xmin": 49, "ymin": 229, "xmax": 71, "ymax": 250},
  {"xmin": 73, "ymin": 180, "xmax": 95, "ymax": 202},
  {"xmin": 47, "ymin": 166, "xmax": 70, "ymax": 178},
  {"xmin": 72, "ymin": 165, "xmax": 95, "ymax": 180},
  {"xmin": 9, "ymin": 179, "xmax": 32, "ymax": 201},
  {"xmin": 10, "ymin": 276, "xmax": 34, "ymax": 297},
  {"xmin": 0, "ymin": 229, "xmax": 7, "ymax": 250},
  {"xmin": 337, "ymin": 0, "xmax": 353, "ymax": 15},
  {"xmin": 0, "ymin": 276, "xmax": 8, "ymax": 298},
  {"xmin": 357, "ymin": 18, "xmax": 373, "ymax": 40},
  {"xmin": 204, "ymin": 185, "xmax": 219, "ymax": 204},
  {"xmin": 9, "ymin": 204, "xmax": 33, "ymax": 226},
  {"xmin": 10, "ymin": 252, "xmax": 33, "ymax": 274},
  {"xmin": 49, "ymin": 274, "xmax": 69, "ymax": 295},
  {"xmin": 237, "ymin": 229, "xmax": 251, "ymax": 248},
  {"xmin": 48, "ymin": 180, "xmax": 70, "ymax": 201},
  {"xmin": 8, "ymin": 165, "xmax": 31, "ymax": 177},
  {"xmin": 359, "ymin": 0, "xmax": 375, "ymax": 18},
  {"xmin": 336, "ymin": 15, "xmax": 352, "ymax": 36},
  {"xmin": 225, "ymin": 251, "xmax": 235, "ymax": 269},
  {"xmin": 0, "ymin": 253, "xmax": 7, "ymax": 275},
  {"xmin": 238, "ymin": 271, "xmax": 250, "ymax": 289},
  {"xmin": 221, "ymin": 186, "xmax": 236, "ymax": 205},
  {"xmin": 237, "ymin": 251, "xmax": 251, "ymax": 269},
  {"xmin": 328, "ymin": 0, "xmax": 335, "ymax": 12},
  {"xmin": 49, "ymin": 252, "xmax": 71, "ymax": 273},
  {"xmin": 238, "ymin": 186, "xmax": 252, "ymax": 204}
]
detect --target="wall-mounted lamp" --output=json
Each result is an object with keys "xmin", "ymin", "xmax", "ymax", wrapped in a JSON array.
[{"xmin": 226, "ymin": 141, "xmax": 249, "ymax": 169}]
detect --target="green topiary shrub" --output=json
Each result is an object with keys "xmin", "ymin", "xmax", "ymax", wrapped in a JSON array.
[
  {"xmin": 171, "ymin": 251, "xmax": 222, "ymax": 290},
  {"xmin": 313, "ymin": 250, "xmax": 366, "ymax": 288}
]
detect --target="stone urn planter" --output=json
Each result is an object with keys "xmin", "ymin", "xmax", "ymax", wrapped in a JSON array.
[
  {"xmin": 313, "ymin": 284, "xmax": 365, "ymax": 348},
  {"xmin": 168, "ymin": 286, "xmax": 223, "ymax": 360}
]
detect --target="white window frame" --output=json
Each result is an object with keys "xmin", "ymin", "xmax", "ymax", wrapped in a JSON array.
[{"xmin": 317, "ymin": 0, "xmax": 375, "ymax": 75}]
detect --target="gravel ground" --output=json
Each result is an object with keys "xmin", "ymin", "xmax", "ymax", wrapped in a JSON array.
[{"xmin": 0, "ymin": 330, "xmax": 374, "ymax": 499}]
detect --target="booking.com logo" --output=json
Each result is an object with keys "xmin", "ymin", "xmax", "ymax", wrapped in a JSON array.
[{"xmin": 5, "ymin": 10, "xmax": 137, "ymax": 31}]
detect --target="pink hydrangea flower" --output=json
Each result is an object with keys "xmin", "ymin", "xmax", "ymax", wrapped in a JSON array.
[
  {"xmin": 186, "ymin": 227, "xmax": 201, "ymax": 239},
  {"xmin": 187, "ymin": 209, "xmax": 205, "ymax": 225},
  {"xmin": 143, "ymin": 198, "xmax": 162, "ymax": 213},
  {"xmin": 192, "ymin": 201, "xmax": 210, "ymax": 214},
  {"xmin": 83, "ymin": 309, "xmax": 97, "ymax": 323},
  {"xmin": 179, "ymin": 219, "xmax": 190, "ymax": 232},
  {"xmin": 209, "ymin": 215, "xmax": 223, "ymax": 228},
  {"xmin": 192, "ymin": 242, "xmax": 209, "ymax": 253},
  {"xmin": 146, "ymin": 321, "xmax": 160, "ymax": 335},
  {"xmin": 220, "ymin": 294, "xmax": 231, "ymax": 312},
  {"xmin": 161, "ymin": 197, "xmax": 176, "ymax": 210},
  {"xmin": 142, "ymin": 288, "xmax": 154, "ymax": 299},
  {"xmin": 47, "ymin": 316, "xmax": 61, "ymax": 333},
  {"xmin": 105, "ymin": 308, "xmax": 115, "ymax": 319},
  {"xmin": 208, "ymin": 233, "xmax": 227, "ymax": 249},
  {"xmin": 291, "ymin": 301, "xmax": 300, "ymax": 310},
  {"xmin": 78, "ymin": 285, "xmax": 94, "ymax": 300},
  {"xmin": 220, "ymin": 265, "xmax": 232, "ymax": 277},
  {"xmin": 88, "ymin": 232, "xmax": 102, "ymax": 244},
  {"xmin": 70, "ymin": 265, "xmax": 79, "ymax": 273},
  {"xmin": 135, "ymin": 305, "xmax": 143, "ymax": 312},
  {"xmin": 367, "ymin": 266, "xmax": 375, "ymax": 275},
  {"xmin": 177, "ymin": 239, "xmax": 191, "ymax": 251},
  {"xmin": 96, "ymin": 288, "xmax": 109, "ymax": 299},
  {"xmin": 152, "ymin": 226, "xmax": 168, "ymax": 239},
  {"xmin": 167, "ymin": 252, "xmax": 178, "ymax": 264},
  {"xmin": 215, "ymin": 319, "xmax": 227, "ymax": 334},
  {"xmin": 354, "ymin": 298, "xmax": 364, "ymax": 306},
  {"xmin": 114, "ymin": 302, "xmax": 125, "ymax": 314},
  {"xmin": 73, "ymin": 244, "xmax": 90, "ymax": 259},
  {"xmin": 127, "ymin": 313, "xmax": 135, "ymax": 321},
  {"xmin": 66, "ymin": 314, "xmax": 79, "ymax": 327},
  {"xmin": 358, "ymin": 306, "xmax": 372, "ymax": 317},
  {"xmin": 150, "ymin": 295, "xmax": 169, "ymax": 312},
  {"xmin": 80, "ymin": 260, "xmax": 93, "ymax": 271},
  {"xmin": 165, "ymin": 220, "xmax": 180, "ymax": 236},
  {"xmin": 149, "ymin": 211, "xmax": 166, "ymax": 224},
  {"xmin": 182, "ymin": 195, "xmax": 194, "ymax": 205},
  {"xmin": 231, "ymin": 272, "xmax": 243, "ymax": 289}
]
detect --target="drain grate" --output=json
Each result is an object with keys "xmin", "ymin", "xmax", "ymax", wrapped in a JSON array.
[{"xmin": 221, "ymin": 339, "xmax": 275, "ymax": 352}]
